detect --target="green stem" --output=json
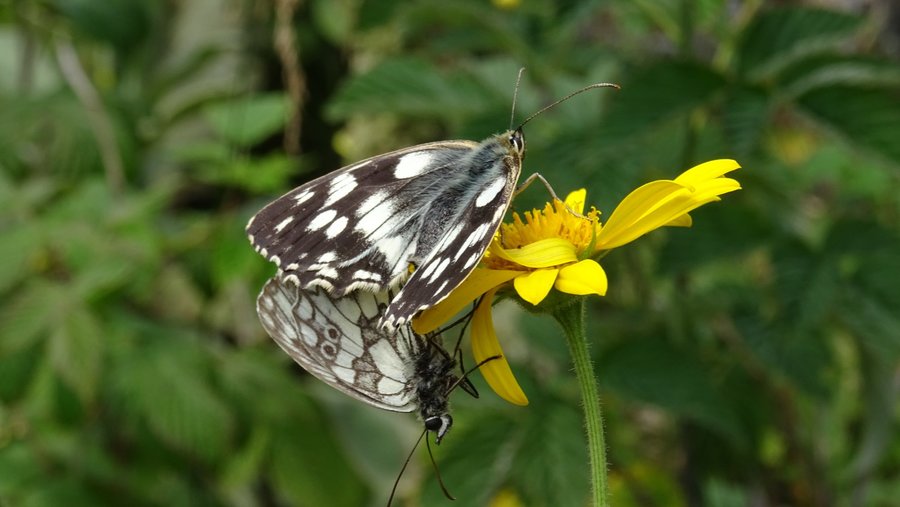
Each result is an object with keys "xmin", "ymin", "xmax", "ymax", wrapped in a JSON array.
[{"xmin": 553, "ymin": 298, "xmax": 609, "ymax": 507}]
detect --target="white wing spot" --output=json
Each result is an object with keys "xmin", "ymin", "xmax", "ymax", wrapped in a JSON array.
[
  {"xmin": 325, "ymin": 216, "xmax": 349, "ymax": 238},
  {"xmin": 378, "ymin": 377, "xmax": 406, "ymax": 395},
  {"xmin": 357, "ymin": 191, "xmax": 387, "ymax": 217},
  {"xmin": 293, "ymin": 190, "xmax": 314, "ymax": 205},
  {"xmin": 353, "ymin": 270, "xmax": 383, "ymax": 282},
  {"xmin": 274, "ymin": 216, "xmax": 294, "ymax": 233},
  {"xmin": 356, "ymin": 200, "xmax": 395, "ymax": 235},
  {"xmin": 394, "ymin": 152, "xmax": 433, "ymax": 178},
  {"xmin": 286, "ymin": 263, "xmax": 299, "ymax": 270},
  {"xmin": 308, "ymin": 209, "xmax": 337, "ymax": 231},
  {"xmin": 325, "ymin": 173, "xmax": 358, "ymax": 206},
  {"xmin": 333, "ymin": 366, "xmax": 356, "ymax": 384},
  {"xmin": 318, "ymin": 267, "xmax": 338, "ymax": 279},
  {"xmin": 428, "ymin": 257, "xmax": 451, "ymax": 282},
  {"xmin": 463, "ymin": 252, "xmax": 480, "ymax": 269},
  {"xmin": 318, "ymin": 251, "xmax": 337, "ymax": 263},
  {"xmin": 476, "ymin": 178, "xmax": 506, "ymax": 207}
]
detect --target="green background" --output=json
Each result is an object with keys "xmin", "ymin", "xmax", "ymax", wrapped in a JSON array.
[{"xmin": 1, "ymin": 0, "xmax": 899, "ymax": 506}]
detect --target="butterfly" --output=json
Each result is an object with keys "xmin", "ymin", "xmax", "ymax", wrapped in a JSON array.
[
  {"xmin": 255, "ymin": 274, "xmax": 475, "ymax": 443},
  {"xmin": 246, "ymin": 80, "xmax": 618, "ymax": 330}
]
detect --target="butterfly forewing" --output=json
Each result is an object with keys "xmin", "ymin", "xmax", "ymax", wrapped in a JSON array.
[
  {"xmin": 247, "ymin": 133, "xmax": 524, "ymax": 328},
  {"xmin": 256, "ymin": 276, "xmax": 422, "ymax": 411},
  {"xmin": 247, "ymin": 141, "xmax": 479, "ymax": 295}
]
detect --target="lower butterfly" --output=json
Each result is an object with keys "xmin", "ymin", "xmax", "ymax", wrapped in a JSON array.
[{"xmin": 255, "ymin": 275, "xmax": 475, "ymax": 444}]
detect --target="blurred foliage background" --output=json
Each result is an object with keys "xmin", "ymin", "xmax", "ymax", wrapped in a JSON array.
[{"xmin": 1, "ymin": 0, "xmax": 899, "ymax": 506}]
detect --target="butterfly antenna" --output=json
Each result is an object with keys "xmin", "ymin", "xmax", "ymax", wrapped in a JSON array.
[
  {"xmin": 427, "ymin": 433, "xmax": 456, "ymax": 501},
  {"xmin": 516, "ymin": 82, "xmax": 620, "ymax": 130},
  {"xmin": 509, "ymin": 67, "xmax": 526, "ymax": 130},
  {"xmin": 387, "ymin": 429, "xmax": 428, "ymax": 507},
  {"xmin": 444, "ymin": 354, "xmax": 502, "ymax": 396}
]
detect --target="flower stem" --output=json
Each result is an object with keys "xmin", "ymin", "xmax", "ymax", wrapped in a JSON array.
[{"xmin": 554, "ymin": 298, "xmax": 609, "ymax": 507}]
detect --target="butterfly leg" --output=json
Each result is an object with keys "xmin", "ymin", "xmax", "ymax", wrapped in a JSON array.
[{"xmin": 515, "ymin": 172, "xmax": 588, "ymax": 220}]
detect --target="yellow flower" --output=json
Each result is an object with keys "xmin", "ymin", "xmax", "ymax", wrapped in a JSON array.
[{"xmin": 413, "ymin": 159, "xmax": 742, "ymax": 405}]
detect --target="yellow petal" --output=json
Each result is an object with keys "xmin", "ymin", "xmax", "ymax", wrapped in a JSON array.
[
  {"xmin": 513, "ymin": 268, "xmax": 559, "ymax": 305},
  {"xmin": 493, "ymin": 238, "xmax": 578, "ymax": 268},
  {"xmin": 555, "ymin": 260, "xmax": 608, "ymax": 296},
  {"xmin": 472, "ymin": 290, "xmax": 528, "ymax": 406},
  {"xmin": 674, "ymin": 159, "xmax": 741, "ymax": 185},
  {"xmin": 595, "ymin": 180, "xmax": 685, "ymax": 249},
  {"xmin": 412, "ymin": 268, "xmax": 520, "ymax": 334},
  {"xmin": 564, "ymin": 188, "xmax": 587, "ymax": 214},
  {"xmin": 665, "ymin": 213, "xmax": 692, "ymax": 227}
]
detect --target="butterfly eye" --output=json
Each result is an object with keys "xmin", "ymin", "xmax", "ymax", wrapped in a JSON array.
[
  {"xmin": 509, "ymin": 130, "xmax": 525, "ymax": 154},
  {"xmin": 424, "ymin": 416, "xmax": 443, "ymax": 431}
]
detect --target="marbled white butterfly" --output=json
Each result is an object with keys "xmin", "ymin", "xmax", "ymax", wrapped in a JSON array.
[
  {"xmin": 256, "ymin": 275, "xmax": 475, "ymax": 443},
  {"xmin": 246, "ymin": 81, "xmax": 618, "ymax": 330}
]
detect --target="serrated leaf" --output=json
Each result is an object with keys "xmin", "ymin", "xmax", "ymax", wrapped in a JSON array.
[
  {"xmin": 204, "ymin": 93, "xmax": 290, "ymax": 147},
  {"xmin": 512, "ymin": 401, "xmax": 589, "ymax": 507},
  {"xmin": 722, "ymin": 85, "xmax": 771, "ymax": 158},
  {"xmin": 47, "ymin": 306, "xmax": 103, "ymax": 403},
  {"xmin": 196, "ymin": 154, "xmax": 301, "ymax": 194},
  {"xmin": 796, "ymin": 85, "xmax": 900, "ymax": 165},
  {"xmin": 419, "ymin": 411, "xmax": 521, "ymax": 506},
  {"xmin": 601, "ymin": 60, "xmax": 726, "ymax": 141},
  {"xmin": 267, "ymin": 398, "xmax": 368, "ymax": 507},
  {"xmin": 0, "ymin": 282, "xmax": 63, "ymax": 356},
  {"xmin": 598, "ymin": 338, "xmax": 745, "ymax": 446},
  {"xmin": 736, "ymin": 7, "xmax": 862, "ymax": 80},
  {"xmin": 111, "ymin": 339, "xmax": 235, "ymax": 463},
  {"xmin": 325, "ymin": 58, "xmax": 495, "ymax": 121},
  {"xmin": 0, "ymin": 225, "xmax": 41, "ymax": 293},
  {"xmin": 778, "ymin": 55, "xmax": 900, "ymax": 98},
  {"xmin": 735, "ymin": 315, "xmax": 832, "ymax": 399}
]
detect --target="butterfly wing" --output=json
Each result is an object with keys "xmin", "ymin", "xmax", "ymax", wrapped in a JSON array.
[
  {"xmin": 247, "ymin": 141, "xmax": 479, "ymax": 294},
  {"xmin": 380, "ymin": 136, "xmax": 522, "ymax": 328},
  {"xmin": 256, "ymin": 276, "xmax": 424, "ymax": 411}
]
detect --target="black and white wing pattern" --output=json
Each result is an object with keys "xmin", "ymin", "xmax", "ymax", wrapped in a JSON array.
[
  {"xmin": 247, "ymin": 130, "xmax": 526, "ymax": 329},
  {"xmin": 257, "ymin": 275, "xmax": 464, "ymax": 441},
  {"xmin": 256, "ymin": 276, "xmax": 422, "ymax": 411}
]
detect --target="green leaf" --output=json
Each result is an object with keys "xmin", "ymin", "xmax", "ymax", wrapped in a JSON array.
[
  {"xmin": 778, "ymin": 55, "xmax": 900, "ymax": 98},
  {"xmin": 601, "ymin": 60, "xmax": 726, "ymax": 141},
  {"xmin": 204, "ymin": 93, "xmax": 290, "ymax": 147},
  {"xmin": 267, "ymin": 398, "xmax": 368, "ymax": 507},
  {"xmin": 598, "ymin": 338, "xmax": 745, "ymax": 446},
  {"xmin": 111, "ymin": 338, "xmax": 235, "ymax": 463},
  {"xmin": 195, "ymin": 154, "xmax": 301, "ymax": 194},
  {"xmin": 512, "ymin": 400, "xmax": 589, "ymax": 507},
  {"xmin": 0, "ymin": 282, "xmax": 64, "ymax": 356},
  {"xmin": 0, "ymin": 443, "xmax": 43, "ymax": 497},
  {"xmin": 722, "ymin": 85, "xmax": 771, "ymax": 158},
  {"xmin": 52, "ymin": 0, "xmax": 153, "ymax": 55},
  {"xmin": 796, "ymin": 85, "xmax": 900, "ymax": 165},
  {"xmin": 47, "ymin": 306, "xmax": 103, "ymax": 404},
  {"xmin": 0, "ymin": 225, "xmax": 40, "ymax": 293},
  {"xmin": 419, "ymin": 411, "xmax": 521, "ymax": 506},
  {"xmin": 325, "ymin": 58, "xmax": 496, "ymax": 121},
  {"xmin": 736, "ymin": 7, "xmax": 862, "ymax": 80}
]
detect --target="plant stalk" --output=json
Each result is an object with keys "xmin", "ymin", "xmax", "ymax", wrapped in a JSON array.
[{"xmin": 555, "ymin": 298, "xmax": 609, "ymax": 507}]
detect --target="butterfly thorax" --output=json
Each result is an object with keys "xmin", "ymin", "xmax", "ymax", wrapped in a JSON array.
[{"xmin": 411, "ymin": 341, "xmax": 459, "ymax": 443}]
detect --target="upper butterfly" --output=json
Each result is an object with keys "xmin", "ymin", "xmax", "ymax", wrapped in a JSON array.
[{"xmin": 246, "ymin": 81, "xmax": 618, "ymax": 330}]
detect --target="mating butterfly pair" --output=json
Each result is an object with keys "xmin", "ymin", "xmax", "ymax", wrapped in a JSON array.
[{"xmin": 248, "ymin": 81, "xmax": 618, "ymax": 500}]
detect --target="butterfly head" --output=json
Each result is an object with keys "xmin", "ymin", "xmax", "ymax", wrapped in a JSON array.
[
  {"xmin": 508, "ymin": 128, "xmax": 525, "ymax": 156},
  {"xmin": 425, "ymin": 414, "xmax": 453, "ymax": 444}
]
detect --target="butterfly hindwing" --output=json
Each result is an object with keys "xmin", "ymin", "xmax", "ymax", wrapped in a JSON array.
[{"xmin": 256, "ymin": 276, "xmax": 422, "ymax": 411}]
